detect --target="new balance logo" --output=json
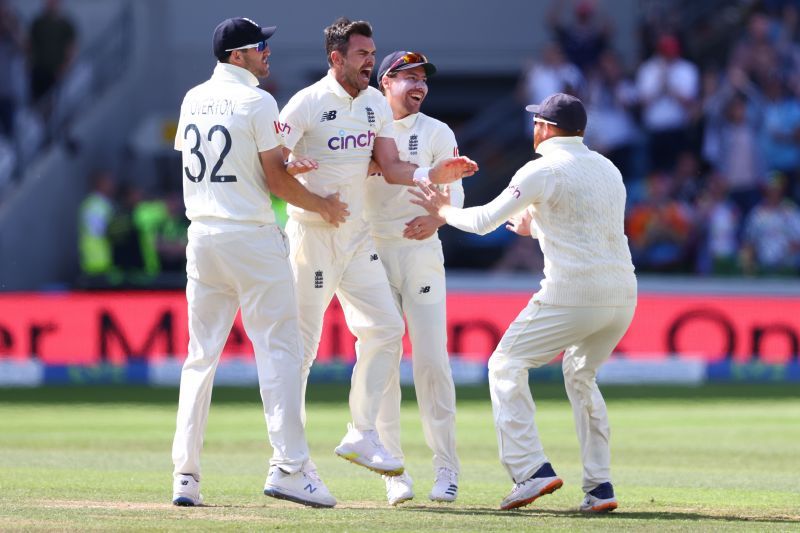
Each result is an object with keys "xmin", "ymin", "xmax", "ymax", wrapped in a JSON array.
[
  {"xmin": 314, "ymin": 270, "xmax": 323, "ymax": 289},
  {"xmin": 304, "ymin": 483, "xmax": 317, "ymax": 493},
  {"xmin": 419, "ymin": 285, "xmax": 431, "ymax": 294},
  {"xmin": 366, "ymin": 106, "xmax": 375, "ymax": 126},
  {"xmin": 408, "ymin": 134, "xmax": 418, "ymax": 155},
  {"xmin": 321, "ymin": 110, "xmax": 337, "ymax": 122},
  {"xmin": 369, "ymin": 253, "xmax": 379, "ymax": 262}
]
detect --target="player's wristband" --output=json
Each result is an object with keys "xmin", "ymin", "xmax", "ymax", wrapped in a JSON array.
[{"xmin": 413, "ymin": 167, "xmax": 432, "ymax": 186}]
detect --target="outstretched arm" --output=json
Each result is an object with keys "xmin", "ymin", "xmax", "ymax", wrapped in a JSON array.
[
  {"xmin": 373, "ymin": 136, "xmax": 478, "ymax": 186},
  {"xmin": 410, "ymin": 161, "xmax": 553, "ymax": 235}
]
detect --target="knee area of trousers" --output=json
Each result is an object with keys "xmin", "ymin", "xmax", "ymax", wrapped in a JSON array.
[
  {"xmin": 370, "ymin": 320, "xmax": 405, "ymax": 344},
  {"xmin": 487, "ymin": 352, "xmax": 523, "ymax": 383}
]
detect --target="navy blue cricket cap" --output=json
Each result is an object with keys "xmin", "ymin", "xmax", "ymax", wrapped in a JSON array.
[
  {"xmin": 526, "ymin": 93, "xmax": 587, "ymax": 132},
  {"xmin": 212, "ymin": 17, "xmax": 276, "ymax": 60},
  {"xmin": 377, "ymin": 51, "xmax": 437, "ymax": 83}
]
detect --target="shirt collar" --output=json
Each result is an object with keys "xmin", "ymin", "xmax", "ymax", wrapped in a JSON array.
[
  {"xmin": 323, "ymin": 69, "xmax": 365, "ymax": 100},
  {"xmin": 212, "ymin": 62, "xmax": 259, "ymax": 87},
  {"xmin": 394, "ymin": 112, "xmax": 420, "ymax": 129},
  {"xmin": 536, "ymin": 135, "xmax": 585, "ymax": 156}
]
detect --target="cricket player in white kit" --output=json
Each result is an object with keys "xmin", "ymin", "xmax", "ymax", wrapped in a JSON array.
[
  {"xmin": 277, "ymin": 18, "xmax": 477, "ymax": 478},
  {"xmin": 412, "ymin": 93, "xmax": 637, "ymax": 513},
  {"xmin": 171, "ymin": 17, "xmax": 348, "ymax": 508},
  {"xmin": 366, "ymin": 51, "xmax": 463, "ymax": 506}
]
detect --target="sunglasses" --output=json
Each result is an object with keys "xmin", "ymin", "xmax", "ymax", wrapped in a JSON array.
[
  {"xmin": 387, "ymin": 51, "xmax": 428, "ymax": 73},
  {"xmin": 225, "ymin": 40, "xmax": 269, "ymax": 53},
  {"xmin": 533, "ymin": 116, "xmax": 558, "ymax": 126}
]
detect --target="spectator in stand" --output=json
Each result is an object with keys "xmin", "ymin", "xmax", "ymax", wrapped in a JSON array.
[
  {"xmin": 546, "ymin": 0, "xmax": 612, "ymax": 74},
  {"xmin": 78, "ymin": 170, "xmax": 118, "ymax": 286},
  {"xmin": 672, "ymin": 150, "xmax": 704, "ymax": 205},
  {"xmin": 107, "ymin": 183, "xmax": 144, "ymax": 284},
  {"xmin": 760, "ymin": 75, "xmax": 800, "ymax": 200},
  {"xmin": 703, "ymin": 68, "xmax": 766, "ymax": 218},
  {"xmin": 582, "ymin": 50, "xmax": 640, "ymax": 181},
  {"xmin": 694, "ymin": 172, "xmax": 741, "ymax": 275},
  {"xmin": 157, "ymin": 191, "xmax": 189, "ymax": 274},
  {"xmin": 730, "ymin": 12, "xmax": 782, "ymax": 90},
  {"xmin": 0, "ymin": 0, "xmax": 25, "ymax": 138},
  {"xmin": 29, "ymin": 0, "xmax": 77, "ymax": 107},
  {"xmin": 626, "ymin": 171, "xmax": 695, "ymax": 272},
  {"xmin": 636, "ymin": 34, "xmax": 699, "ymax": 172},
  {"xmin": 740, "ymin": 172, "xmax": 800, "ymax": 276},
  {"xmin": 520, "ymin": 42, "xmax": 584, "ymax": 137}
]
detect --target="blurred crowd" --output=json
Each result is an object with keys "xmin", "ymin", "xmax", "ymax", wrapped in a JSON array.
[
  {"xmin": 0, "ymin": 0, "xmax": 78, "ymax": 194},
  {"xmin": 75, "ymin": 0, "xmax": 800, "ymax": 285},
  {"xmin": 77, "ymin": 170, "xmax": 189, "ymax": 288},
  {"xmin": 517, "ymin": 0, "xmax": 800, "ymax": 276}
]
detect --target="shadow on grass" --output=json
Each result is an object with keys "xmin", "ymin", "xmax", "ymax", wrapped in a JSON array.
[
  {"xmin": 0, "ymin": 383, "xmax": 797, "ymax": 405},
  {"xmin": 402, "ymin": 505, "xmax": 800, "ymax": 524}
]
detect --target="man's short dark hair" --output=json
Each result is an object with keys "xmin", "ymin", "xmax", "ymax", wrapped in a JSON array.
[{"xmin": 324, "ymin": 17, "xmax": 373, "ymax": 66}]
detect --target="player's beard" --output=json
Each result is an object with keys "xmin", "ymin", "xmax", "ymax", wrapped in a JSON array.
[
  {"xmin": 243, "ymin": 52, "xmax": 269, "ymax": 79},
  {"xmin": 344, "ymin": 62, "xmax": 371, "ymax": 92}
]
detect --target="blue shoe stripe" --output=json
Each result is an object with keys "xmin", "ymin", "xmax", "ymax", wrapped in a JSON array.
[
  {"xmin": 532, "ymin": 462, "xmax": 557, "ymax": 479},
  {"xmin": 588, "ymin": 482, "xmax": 615, "ymax": 499}
]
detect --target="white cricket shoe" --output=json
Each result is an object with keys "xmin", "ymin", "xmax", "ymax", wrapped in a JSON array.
[
  {"xmin": 334, "ymin": 423, "xmax": 404, "ymax": 476},
  {"xmin": 384, "ymin": 472, "xmax": 414, "ymax": 506},
  {"xmin": 172, "ymin": 474, "xmax": 203, "ymax": 506},
  {"xmin": 500, "ymin": 462, "xmax": 563, "ymax": 510},
  {"xmin": 429, "ymin": 467, "xmax": 458, "ymax": 502},
  {"xmin": 264, "ymin": 465, "xmax": 337, "ymax": 508},
  {"xmin": 579, "ymin": 482, "xmax": 618, "ymax": 513}
]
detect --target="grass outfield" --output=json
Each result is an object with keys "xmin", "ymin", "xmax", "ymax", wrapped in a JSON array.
[{"xmin": 0, "ymin": 384, "xmax": 798, "ymax": 531}]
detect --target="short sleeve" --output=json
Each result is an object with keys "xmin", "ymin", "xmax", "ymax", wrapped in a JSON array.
[
  {"xmin": 252, "ymin": 92, "xmax": 282, "ymax": 153},
  {"xmin": 430, "ymin": 125, "xmax": 458, "ymax": 166},
  {"xmin": 278, "ymin": 92, "xmax": 309, "ymax": 151},
  {"xmin": 375, "ymin": 97, "xmax": 396, "ymax": 139}
]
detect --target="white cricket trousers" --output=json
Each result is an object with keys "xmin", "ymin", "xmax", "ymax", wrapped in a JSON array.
[
  {"xmin": 374, "ymin": 237, "xmax": 460, "ymax": 473},
  {"xmin": 172, "ymin": 223, "xmax": 308, "ymax": 479},
  {"xmin": 488, "ymin": 300, "xmax": 635, "ymax": 492},
  {"xmin": 285, "ymin": 218, "xmax": 405, "ymax": 431}
]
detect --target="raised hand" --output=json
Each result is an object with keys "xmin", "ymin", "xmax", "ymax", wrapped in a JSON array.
[
  {"xmin": 409, "ymin": 183, "xmax": 450, "ymax": 217},
  {"xmin": 429, "ymin": 156, "xmax": 479, "ymax": 184}
]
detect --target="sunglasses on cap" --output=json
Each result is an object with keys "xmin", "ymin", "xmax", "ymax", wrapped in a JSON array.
[
  {"xmin": 387, "ymin": 51, "xmax": 428, "ymax": 73},
  {"xmin": 225, "ymin": 39, "xmax": 269, "ymax": 53}
]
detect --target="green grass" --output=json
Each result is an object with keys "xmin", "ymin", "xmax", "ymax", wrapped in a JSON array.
[{"xmin": 0, "ymin": 384, "xmax": 798, "ymax": 531}]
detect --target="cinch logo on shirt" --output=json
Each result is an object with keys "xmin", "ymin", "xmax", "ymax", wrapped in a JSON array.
[{"xmin": 327, "ymin": 130, "xmax": 376, "ymax": 150}]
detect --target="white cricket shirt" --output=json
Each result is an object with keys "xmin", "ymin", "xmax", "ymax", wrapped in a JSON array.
[
  {"xmin": 365, "ymin": 112, "xmax": 465, "ymax": 240},
  {"xmin": 279, "ymin": 70, "xmax": 395, "ymax": 223},
  {"xmin": 175, "ymin": 63, "xmax": 282, "ymax": 226},
  {"xmin": 444, "ymin": 136, "xmax": 637, "ymax": 306}
]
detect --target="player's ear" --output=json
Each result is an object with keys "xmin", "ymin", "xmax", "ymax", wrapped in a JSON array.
[{"xmin": 330, "ymin": 50, "xmax": 343, "ymax": 67}]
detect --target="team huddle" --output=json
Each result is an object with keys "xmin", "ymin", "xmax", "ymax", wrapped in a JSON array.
[{"xmin": 171, "ymin": 16, "xmax": 636, "ymax": 514}]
